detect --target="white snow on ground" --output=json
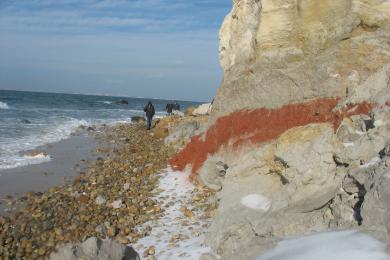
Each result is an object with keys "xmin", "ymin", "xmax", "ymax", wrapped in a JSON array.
[
  {"xmin": 257, "ymin": 230, "xmax": 390, "ymax": 260},
  {"xmin": 241, "ymin": 194, "xmax": 271, "ymax": 211},
  {"xmin": 356, "ymin": 130, "xmax": 365, "ymax": 135},
  {"xmin": 359, "ymin": 157, "xmax": 381, "ymax": 168},
  {"xmin": 133, "ymin": 167, "xmax": 212, "ymax": 259},
  {"xmin": 343, "ymin": 142, "xmax": 355, "ymax": 147},
  {"xmin": 374, "ymin": 120, "xmax": 385, "ymax": 127}
]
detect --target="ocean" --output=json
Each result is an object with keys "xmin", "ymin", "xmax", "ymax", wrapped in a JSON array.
[{"xmin": 0, "ymin": 90, "xmax": 200, "ymax": 171}]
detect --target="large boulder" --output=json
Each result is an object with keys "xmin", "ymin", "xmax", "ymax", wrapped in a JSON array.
[
  {"xmin": 165, "ymin": 120, "xmax": 201, "ymax": 149},
  {"xmin": 114, "ymin": 99, "xmax": 129, "ymax": 105},
  {"xmin": 192, "ymin": 103, "xmax": 212, "ymax": 116},
  {"xmin": 335, "ymin": 108, "xmax": 390, "ymax": 165},
  {"xmin": 202, "ymin": 115, "xmax": 390, "ymax": 258},
  {"xmin": 50, "ymin": 237, "xmax": 140, "ymax": 260},
  {"xmin": 350, "ymin": 143, "xmax": 390, "ymax": 242},
  {"xmin": 204, "ymin": 124, "xmax": 348, "ymax": 258}
]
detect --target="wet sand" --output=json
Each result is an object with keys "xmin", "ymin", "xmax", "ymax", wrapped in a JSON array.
[{"xmin": 0, "ymin": 133, "xmax": 98, "ymax": 214}]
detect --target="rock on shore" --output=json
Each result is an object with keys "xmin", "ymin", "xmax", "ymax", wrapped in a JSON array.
[{"xmin": 50, "ymin": 237, "xmax": 139, "ymax": 260}]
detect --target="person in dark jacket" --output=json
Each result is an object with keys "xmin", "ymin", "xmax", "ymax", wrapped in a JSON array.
[
  {"xmin": 144, "ymin": 101, "xmax": 155, "ymax": 130},
  {"xmin": 166, "ymin": 103, "xmax": 173, "ymax": 116},
  {"xmin": 173, "ymin": 101, "xmax": 180, "ymax": 111}
]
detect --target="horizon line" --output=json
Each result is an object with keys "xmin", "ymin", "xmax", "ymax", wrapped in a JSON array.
[{"xmin": 0, "ymin": 88, "xmax": 208, "ymax": 103}]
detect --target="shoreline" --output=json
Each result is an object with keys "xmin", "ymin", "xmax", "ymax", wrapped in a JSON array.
[
  {"xmin": 0, "ymin": 132, "xmax": 100, "ymax": 215},
  {"xmin": 0, "ymin": 114, "xmax": 217, "ymax": 259},
  {"xmin": 0, "ymin": 120, "xmax": 175, "ymax": 258}
]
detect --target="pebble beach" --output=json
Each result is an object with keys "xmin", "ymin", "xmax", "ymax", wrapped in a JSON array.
[{"xmin": 0, "ymin": 117, "xmax": 215, "ymax": 259}]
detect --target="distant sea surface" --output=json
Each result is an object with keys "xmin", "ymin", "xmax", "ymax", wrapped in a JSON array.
[{"xmin": 0, "ymin": 90, "xmax": 201, "ymax": 171}]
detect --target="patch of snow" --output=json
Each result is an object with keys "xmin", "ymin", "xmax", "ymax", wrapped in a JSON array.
[
  {"xmin": 374, "ymin": 120, "xmax": 385, "ymax": 127},
  {"xmin": 355, "ymin": 130, "xmax": 365, "ymax": 135},
  {"xmin": 257, "ymin": 230, "xmax": 390, "ymax": 260},
  {"xmin": 359, "ymin": 157, "xmax": 381, "ymax": 168},
  {"xmin": 241, "ymin": 194, "xmax": 271, "ymax": 211},
  {"xmin": 133, "ymin": 167, "xmax": 212, "ymax": 259},
  {"xmin": 159, "ymin": 236, "xmax": 212, "ymax": 260},
  {"xmin": 343, "ymin": 142, "xmax": 355, "ymax": 147}
]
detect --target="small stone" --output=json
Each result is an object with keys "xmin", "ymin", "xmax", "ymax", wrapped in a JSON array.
[
  {"xmin": 78, "ymin": 195, "xmax": 89, "ymax": 204},
  {"xmin": 123, "ymin": 183, "xmax": 131, "ymax": 191},
  {"xmin": 116, "ymin": 235, "xmax": 129, "ymax": 244},
  {"xmin": 107, "ymin": 226, "xmax": 117, "ymax": 237},
  {"xmin": 95, "ymin": 225, "xmax": 106, "ymax": 236},
  {"xmin": 95, "ymin": 196, "xmax": 106, "ymax": 205},
  {"xmin": 111, "ymin": 199, "xmax": 122, "ymax": 209},
  {"xmin": 54, "ymin": 228, "xmax": 63, "ymax": 236},
  {"xmin": 38, "ymin": 247, "xmax": 46, "ymax": 256},
  {"xmin": 180, "ymin": 207, "xmax": 194, "ymax": 218},
  {"xmin": 143, "ymin": 246, "xmax": 156, "ymax": 257}
]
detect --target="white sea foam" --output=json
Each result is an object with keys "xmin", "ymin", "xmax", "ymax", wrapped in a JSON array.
[
  {"xmin": 0, "ymin": 118, "xmax": 89, "ymax": 171},
  {"xmin": 241, "ymin": 194, "xmax": 271, "ymax": 211},
  {"xmin": 24, "ymin": 153, "xmax": 51, "ymax": 160},
  {"xmin": 0, "ymin": 101, "xmax": 10, "ymax": 109},
  {"xmin": 257, "ymin": 230, "xmax": 390, "ymax": 260},
  {"xmin": 0, "ymin": 115, "xmax": 138, "ymax": 171},
  {"xmin": 0, "ymin": 153, "xmax": 52, "ymax": 170}
]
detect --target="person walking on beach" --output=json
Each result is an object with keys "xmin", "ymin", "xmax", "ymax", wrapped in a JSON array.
[
  {"xmin": 173, "ymin": 101, "xmax": 180, "ymax": 111},
  {"xmin": 144, "ymin": 101, "xmax": 155, "ymax": 130},
  {"xmin": 166, "ymin": 103, "xmax": 173, "ymax": 116}
]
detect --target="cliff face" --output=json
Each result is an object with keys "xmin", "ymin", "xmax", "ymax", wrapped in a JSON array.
[
  {"xmin": 171, "ymin": 0, "xmax": 390, "ymax": 176},
  {"xmin": 219, "ymin": 0, "xmax": 357, "ymax": 70},
  {"xmin": 213, "ymin": 0, "xmax": 390, "ymax": 119},
  {"xmin": 170, "ymin": 0, "xmax": 390, "ymax": 259},
  {"xmin": 219, "ymin": 0, "xmax": 390, "ymax": 71}
]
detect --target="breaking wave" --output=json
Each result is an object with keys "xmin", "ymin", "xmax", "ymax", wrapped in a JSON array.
[{"xmin": 0, "ymin": 101, "xmax": 10, "ymax": 109}]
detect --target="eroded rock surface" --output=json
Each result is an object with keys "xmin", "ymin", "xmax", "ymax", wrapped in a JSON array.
[
  {"xmin": 212, "ymin": 0, "xmax": 390, "ymax": 120},
  {"xmin": 170, "ymin": 0, "xmax": 390, "ymax": 259},
  {"xmin": 202, "ymin": 119, "xmax": 390, "ymax": 259}
]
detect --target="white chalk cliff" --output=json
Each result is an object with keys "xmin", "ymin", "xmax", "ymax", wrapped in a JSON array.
[
  {"xmin": 211, "ymin": 0, "xmax": 390, "ymax": 120},
  {"xmin": 182, "ymin": 0, "xmax": 390, "ymax": 259}
]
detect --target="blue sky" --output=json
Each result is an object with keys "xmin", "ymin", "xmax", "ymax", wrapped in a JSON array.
[{"xmin": 0, "ymin": 0, "xmax": 231, "ymax": 101}]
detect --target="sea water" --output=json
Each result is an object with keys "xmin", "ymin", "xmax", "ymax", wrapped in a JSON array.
[{"xmin": 0, "ymin": 90, "xmax": 200, "ymax": 171}]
